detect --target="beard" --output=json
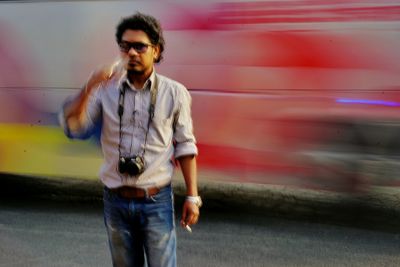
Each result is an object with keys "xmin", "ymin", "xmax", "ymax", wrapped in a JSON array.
[
  {"xmin": 126, "ymin": 60, "xmax": 145, "ymax": 75},
  {"xmin": 127, "ymin": 68, "xmax": 144, "ymax": 76}
]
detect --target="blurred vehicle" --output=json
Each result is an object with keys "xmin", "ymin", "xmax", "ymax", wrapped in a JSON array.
[{"xmin": 0, "ymin": 0, "xmax": 400, "ymax": 192}]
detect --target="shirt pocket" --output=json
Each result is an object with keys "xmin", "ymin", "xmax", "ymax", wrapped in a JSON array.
[{"xmin": 150, "ymin": 115, "xmax": 174, "ymax": 147}]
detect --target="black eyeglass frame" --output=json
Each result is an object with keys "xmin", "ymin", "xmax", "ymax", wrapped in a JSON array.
[{"xmin": 118, "ymin": 41, "xmax": 154, "ymax": 53}]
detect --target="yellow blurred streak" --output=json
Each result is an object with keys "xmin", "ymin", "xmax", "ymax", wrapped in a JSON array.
[
  {"xmin": 0, "ymin": 124, "xmax": 102, "ymax": 180},
  {"xmin": 0, "ymin": 123, "xmax": 69, "ymax": 143}
]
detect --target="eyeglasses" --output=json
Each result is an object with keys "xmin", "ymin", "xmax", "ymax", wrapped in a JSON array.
[{"xmin": 118, "ymin": 41, "xmax": 153, "ymax": 53}]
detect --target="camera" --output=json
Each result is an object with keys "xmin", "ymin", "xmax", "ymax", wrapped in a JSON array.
[{"xmin": 118, "ymin": 155, "xmax": 145, "ymax": 176}]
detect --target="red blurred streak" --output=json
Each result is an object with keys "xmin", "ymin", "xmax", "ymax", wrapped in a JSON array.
[
  {"xmin": 215, "ymin": 0, "xmax": 400, "ymax": 10},
  {"xmin": 0, "ymin": 25, "xmax": 28, "ymax": 87},
  {"xmin": 196, "ymin": 143, "xmax": 313, "ymax": 175},
  {"xmin": 213, "ymin": 4, "xmax": 400, "ymax": 25},
  {"xmin": 216, "ymin": 6, "xmax": 400, "ymax": 17}
]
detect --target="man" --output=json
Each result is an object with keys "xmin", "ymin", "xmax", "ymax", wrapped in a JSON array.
[{"xmin": 59, "ymin": 13, "xmax": 201, "ymax": 267}]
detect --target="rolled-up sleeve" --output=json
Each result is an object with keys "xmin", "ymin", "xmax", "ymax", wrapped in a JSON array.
[
  {"xmin": 58, "ymin": 88, "xmax": 102, "ymax": 139},
  {"xmin": 173, "ymin": 87, "xmax": 198, "ymax": 158}
]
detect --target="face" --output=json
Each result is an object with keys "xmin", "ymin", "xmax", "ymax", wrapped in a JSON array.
[{"xmin": 118, "ymin": 29, "xmax": 160, "ymax": 76}]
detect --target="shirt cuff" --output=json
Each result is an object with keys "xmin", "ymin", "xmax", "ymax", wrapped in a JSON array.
[
  {"xmin": 58, "ymin": 97, "xmax": 92, "ymax": 139},
  {"xmin": 58, "ymin": 100, "xmax": 74, "ymax": 138},
  {"xmin": 174, "ymin": 142, "xmax": 198, "ymax": 159}
]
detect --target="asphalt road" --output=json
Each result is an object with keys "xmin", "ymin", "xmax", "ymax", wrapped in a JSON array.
[{"xmin": 1, "ymin": 176, "xmax": 400, "ymax": 267}]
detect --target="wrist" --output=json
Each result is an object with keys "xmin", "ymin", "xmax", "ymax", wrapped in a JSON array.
[
  {"xmin": 185, "ymin": 195, "xmax": 202, "ymax": 208},
  {"xmin": 185, "ymin": 188, "xmax": 198, "ymax": 197}
]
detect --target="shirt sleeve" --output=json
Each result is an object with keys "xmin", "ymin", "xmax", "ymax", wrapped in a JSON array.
[
  {"xmin": 58, "ymin": 86, "xmax": 102, "ymax": 139},
  {"xmin": 173, "ymin": 86, "xmax": 198, "ymax": 158}
]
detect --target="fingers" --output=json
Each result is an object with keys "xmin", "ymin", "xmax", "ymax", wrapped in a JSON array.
[
  {"xmin": 84, "ymin": 64, "xmax": 113, "ymax": 94},
  {"xmin": 92, "ymin": 65, "xmax": 112, "ymax": 82},
  {"xmin": 180, "ymin": 201, "xmax": 200, "ymax": 227},
  {"xmin": 180, "ymin": 203, "xmax": 188, "ymax": 227},
  {"xmin": 85, "ymin": 59, "xmax": 126, "ymax": 93}
]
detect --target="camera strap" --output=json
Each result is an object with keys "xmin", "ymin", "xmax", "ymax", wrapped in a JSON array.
[{"xmin": 117, "ymin": 74, "xmax": 159, "ymax": 162}]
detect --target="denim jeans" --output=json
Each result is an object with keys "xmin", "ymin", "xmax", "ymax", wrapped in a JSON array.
[{"xmin": 103, "ymin": 185, "xmax": 176, "ymax": 267}]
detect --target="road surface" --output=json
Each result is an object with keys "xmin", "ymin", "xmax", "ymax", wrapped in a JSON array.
[{"xmin": 1, "ymin": 188, "xmax": 400, "ymax": 266}]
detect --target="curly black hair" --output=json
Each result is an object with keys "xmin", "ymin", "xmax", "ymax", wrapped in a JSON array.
[{"xmin": 115, "ymin": 12, "xmax": 165, "ymax": 63}]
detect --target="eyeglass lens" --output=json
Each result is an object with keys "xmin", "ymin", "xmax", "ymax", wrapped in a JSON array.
[{"xmin": 119, "ymin": 42, "xmax": 151, "ymax": 53}]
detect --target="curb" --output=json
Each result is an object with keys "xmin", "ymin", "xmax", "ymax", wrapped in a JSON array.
[{"xmin": 2, "ymin": 173, "xmax": 400, "ymax": 231}]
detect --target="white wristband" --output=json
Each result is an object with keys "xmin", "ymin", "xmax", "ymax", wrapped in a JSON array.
[{"xmin": 185, "ymin": 196, "xmax": 202, "ymax": 207}]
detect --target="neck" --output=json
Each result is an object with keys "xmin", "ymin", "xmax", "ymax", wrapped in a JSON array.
[{"xmin": 127, "ymin": 68, "xmax": 153, "ymax": 89}]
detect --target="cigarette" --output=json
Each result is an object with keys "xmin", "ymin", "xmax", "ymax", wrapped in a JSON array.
[{"xmin": 184, "ymin": 225, "xmax": 192, "ymax": 233}]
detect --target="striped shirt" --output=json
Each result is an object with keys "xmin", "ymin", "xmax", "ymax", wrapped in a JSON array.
[{"xmin": 60, "ymin": 70, "xmax": 198, "ymax": 189}]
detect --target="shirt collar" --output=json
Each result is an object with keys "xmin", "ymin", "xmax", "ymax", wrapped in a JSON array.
[{"xmin": 119, "ymin": 69, "xmax": 156, "ymax": 92}]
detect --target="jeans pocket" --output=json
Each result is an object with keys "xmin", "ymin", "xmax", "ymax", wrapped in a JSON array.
[{"xmin": 149, "ymin": 185, "xmax": 172, "ymax": 203}]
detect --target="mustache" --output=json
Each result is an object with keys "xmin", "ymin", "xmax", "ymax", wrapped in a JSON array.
[{"xmin": 127, "ymin": 59, "xmax": 141, "ymax": 64}]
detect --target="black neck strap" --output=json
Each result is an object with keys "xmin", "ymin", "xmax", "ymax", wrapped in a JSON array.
[{"xmin": 117, "ymin": 75, "xmax": 159, "ymax": 160}]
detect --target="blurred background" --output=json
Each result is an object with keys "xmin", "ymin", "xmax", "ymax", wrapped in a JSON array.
[{"xmin": 1, "ymin": 0, "xmax": 400, "ymax": 193}]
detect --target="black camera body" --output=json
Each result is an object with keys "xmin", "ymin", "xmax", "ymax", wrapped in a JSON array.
[{"xmin": 118, "ymin": 156, "xmax": 145, "ymax": 176}]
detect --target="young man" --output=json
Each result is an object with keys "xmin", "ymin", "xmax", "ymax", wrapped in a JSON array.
[{"xmin": 60, "ymin": 13, "xmax": 201, "ymax": 267}]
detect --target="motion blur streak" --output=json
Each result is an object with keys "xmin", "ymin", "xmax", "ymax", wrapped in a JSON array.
[
  {"xmin": 0, "ymin": 0, "xmax": 399, "ymax": 193},
  {"xmin": 211, "ymin": 1, "xmax": 400, "ymax": 25},
  {"xmin": 337, "ymin": 99, "xmax": 400, "ymax": 107}
]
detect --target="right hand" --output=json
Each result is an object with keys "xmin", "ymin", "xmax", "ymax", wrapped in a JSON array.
[{"xmin": 85, "ymin": 60, "xmax": 124, "ymax": 94}]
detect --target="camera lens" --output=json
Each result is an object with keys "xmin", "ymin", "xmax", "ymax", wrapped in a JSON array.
[
  {"xmin": 118, "ymin": 156, "xmax": 144, "ymax": 176},
  {"xmin": 126, "ymin": 159, "xmax": 140, "ymax": 176},
  {"xmin": 118, "ymin": 157, "xmax": 127, "ymax": 174}
]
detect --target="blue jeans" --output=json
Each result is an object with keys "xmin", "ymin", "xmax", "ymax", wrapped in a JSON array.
[{"xmin": 103, "ymin": 185, "xmax": 176, "ymax": 267}]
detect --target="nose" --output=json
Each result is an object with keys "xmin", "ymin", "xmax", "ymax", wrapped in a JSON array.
[{"xmin": 128, "ymin": 47, "xmax": 139, "ymax": 56}]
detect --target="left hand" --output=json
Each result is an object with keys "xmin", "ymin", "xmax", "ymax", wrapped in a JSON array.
[{"xmin": 180, "ymin": 200, "xmax": 200, "ymax": 227}]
